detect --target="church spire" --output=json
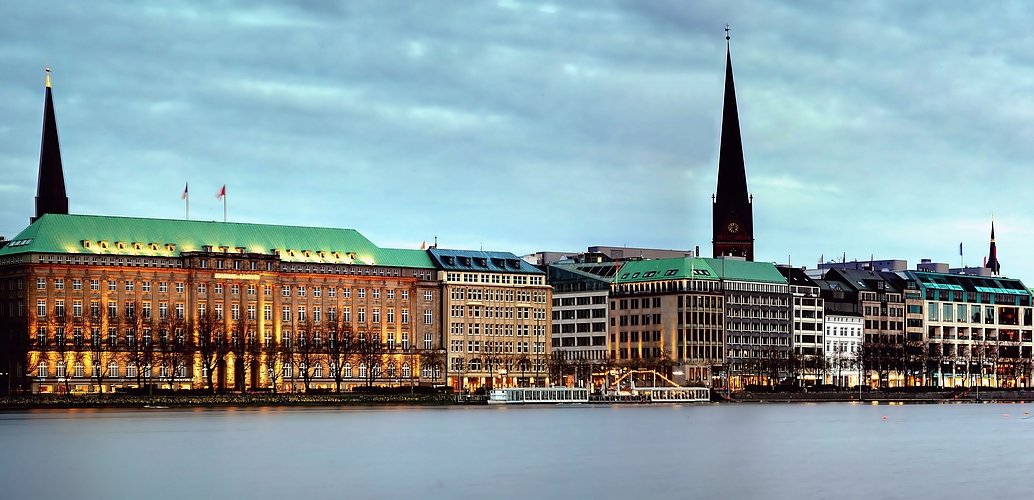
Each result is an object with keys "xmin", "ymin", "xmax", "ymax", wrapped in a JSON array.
[
  {"xmin": 715, "ymin": 26, "xmax": 748, "ymax": 205},
  {"xmin": 33, "ymin": 67, "xmax": 68, "ymax": 224},
  {"xmin": 712, "ymin": 27, "xmax": 754, "ymax": 261},
  {"xmin": 986, "ymin": 219, "xmax": 1001, "ymax": 276}
]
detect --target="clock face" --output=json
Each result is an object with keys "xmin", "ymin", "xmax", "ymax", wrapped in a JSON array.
[{"xmin": 727, "ymin": 222, "xmax": 740, "ymax": 234}]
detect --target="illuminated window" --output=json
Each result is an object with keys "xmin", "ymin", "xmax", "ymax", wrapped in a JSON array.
[
  {"xmin": 37, "ymin": 361, "xmax": 47, "ymax": 378},
  {"xmin": 344, "ymin": 363, "xmax": 353, "ymax": 378}
]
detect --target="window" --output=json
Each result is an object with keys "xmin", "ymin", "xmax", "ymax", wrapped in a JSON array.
[
  {"xmin": 372, "ymin": 289, "xmax": 380, "ymax": 299},
  {"xmin": 298, "ymin": 286, "xmax": 306, "ymax": 297},
  {"xmin": 424, "ymin": 309, "xmax": 433, "ymax": 324},
  {"xmin": 108, "ymin": 280, "xmax": 117, "ymax": 292},
  {"xmin": 74, "ymin": 361, "xmax": 84, "ymax": 378},
  {"xmin": 424, "ymin": 332, "xmax": 432, "ymax": 350},
  {"xmin": 424, "ymin": 290, "xmax": 434, "ymax": 301},
  {"xmin": 231, "ymin": 284, "xmax": 240, "ymax": 295},
  {"xmin": 344, "ymin": 363, "xmax": 353, "ymax": 378},
  {"xmin": 36, "ymin": 299, "xmax": 46, "ymax": 317},
  {"xmin": 358, "ymin": 288, "xmax": 366, "ymax": 299},
  {"xmin": 90, "ymin": 279, "xmax": 100, "ymax": 291},
  {"xmin": 358, "ymin": 307, "xmax": 366, "ymax": 323},
  {"xmin": 313, "ymin": 286, "xmax": 321, "ymax": 298},
  {"xmin": 108, "ymin": 361, "xmax": 119, "ymax": 378},
  {"xmin": 402, "ymin": 308, "xmax": 409, "ymax": 324},
  {"xmin": 386, "ymin": 289, "xmax": 395, "ymax": 299},
  {"xmin": 72, "ymin": 279, "xmax": 82, "ymax": 291},
  {"xmin": 142, "ymin": 281, "xmax": 151, "ymax": 293},
  {"xmin": 264, "ymin": 304, "xmax": 272, "ymax": 321},
  {"xmin": 247, "ymin": 284, "xmax": 256, "ymax": 296},
  {"xmin": 372, "ymin": 308, "xmax": 381, "ymax": 323},
  {"xmin": 159, "ymin": 281, "xmax": 168, "ymax": 293},
  {"xmin": 125, "ymin": 280, "xmax": 134, "ymax": 292},
  {"xmin": 282, "ymin": 286, "xmax": 290, "ymax": 297},
  {"xmin": 198, "ymin": 283, "xmax": 206, "ymax": 294},
  {"xmin": 214, "ymin": 284, "xmax": 223, "ymax": 295},
  {"xmin": 282, "ymin": 306, "xmax": 291, "ymax": 322},
  {"xmin": 176, "ymin": 282, "xmax": 184, "ymax": 294},
  {"xmin": 36, "ymin": 278, "xmax": 46, "ymax": 290},
  {"xmin": 401, "ymin": 290, "xmax": 409, "ymax": 300}
]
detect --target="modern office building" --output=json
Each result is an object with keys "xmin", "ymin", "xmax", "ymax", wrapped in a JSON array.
[{"xmin": 778, "ymin": 266, "xmax": 825, "ymax": 385}]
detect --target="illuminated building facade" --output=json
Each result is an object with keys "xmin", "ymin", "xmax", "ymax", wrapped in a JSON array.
[
  {"xmin": 0, "ymin": 214, "xmax": 444, "ymax": 393},
  {"xmin": 429, "ymin": 249, "xmax": 551, "ymax": 392},
  {"xmin": 609, "ymin": 258, "xmax": 725, "ymax": 386}
]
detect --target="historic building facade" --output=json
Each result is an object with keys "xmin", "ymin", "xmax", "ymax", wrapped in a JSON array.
[
  {"xmin": 429, "ymin": 249, "xmax": 551, "ymax": 392},
  {"xmin": 0, "ymin": 215, "xmax": 446, "ymax": 393},
  {"xmin": 609, "ymin": 258, "xmax": 725, "ymax": 386}
]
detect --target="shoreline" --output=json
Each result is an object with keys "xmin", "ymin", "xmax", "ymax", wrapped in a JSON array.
[{"xmin": 0, "ymin": 393, "xmax": 455, "ymax": 410}]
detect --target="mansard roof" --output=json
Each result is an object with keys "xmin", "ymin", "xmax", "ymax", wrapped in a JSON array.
[
  {"xmin": 701, "ymin": 258, "xmax": 787, "ymax": 284},
  {"xmin": 427, "ymin": 248, "xmax": 542, "ymax": 274},
  {"xmin": 0, "ymin": 213, "xmax": 433, "ymax": 268},
  {"xmin": 905, "ymin": 270, "xmax": 1029, "ymax": 296},
  {"xmin": 613, "ymin": 258, "xmax": 720, "ymax": 284}
]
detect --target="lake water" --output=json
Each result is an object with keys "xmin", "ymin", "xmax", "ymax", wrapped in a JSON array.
[{"xmin": 2, "ymin": 402, "xmax": 1033, "ymax": 499}]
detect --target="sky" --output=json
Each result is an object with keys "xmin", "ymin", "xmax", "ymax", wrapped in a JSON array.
[{"xmin": 2, "ymin": 1, "xmax": 1034, "ymax": 279}]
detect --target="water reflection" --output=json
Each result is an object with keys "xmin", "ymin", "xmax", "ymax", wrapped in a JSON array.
[{"xmin": 1, "ymin": 403, "xmax": 1033, "ymax": 499}]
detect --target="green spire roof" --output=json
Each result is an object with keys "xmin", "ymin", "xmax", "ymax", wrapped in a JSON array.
[{"xmin": 0, "ymin": 214, "xmax": 433, "ymax": 269}]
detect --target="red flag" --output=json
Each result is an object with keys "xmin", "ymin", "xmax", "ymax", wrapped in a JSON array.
[
  {"xmin": 420, "ymin": 241, "xmax": 426, "ymax": 250},
  {"xmin": 181, "ymin": 182, "xmax": 189, "ymax": 200},
  {"xmin": 216, "ymin": 185, "xmax": 226, "ymax": 200}
]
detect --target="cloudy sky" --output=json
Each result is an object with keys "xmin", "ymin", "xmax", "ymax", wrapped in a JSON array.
[{"xmin": 2, "ymin": 1, "xmax": 1033, "ymax": 278}]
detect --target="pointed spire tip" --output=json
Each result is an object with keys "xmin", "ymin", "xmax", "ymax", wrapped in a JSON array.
[{"xmin": 45, "ymin": 67, "xmax": 51, "ymax": 88}]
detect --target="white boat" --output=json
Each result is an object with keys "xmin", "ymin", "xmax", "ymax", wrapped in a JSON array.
[
  {"xmin": 631, "ymin": 386, "xmax": 710, "ymax": 403},
  {"xmin": 488, "ymin": 387, "xmax": 590, "ymax": 404}
]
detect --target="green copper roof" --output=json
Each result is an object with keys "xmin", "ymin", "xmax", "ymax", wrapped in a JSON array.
[
  {"xmin": 613, "ymin": 257, "xmax": 720, "ymax": 284},
  {"xmin": 0, "ymin": 214, "xmax": 434, "ymax": 269},
  {"xmin": 700, "ymin": 258, "xmax": 787, "ymax": 284}
]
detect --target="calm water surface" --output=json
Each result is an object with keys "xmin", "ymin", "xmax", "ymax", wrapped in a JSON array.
[{"xmin": 2, "ymin": 402, "xmax": 1032, "ymax": 499}]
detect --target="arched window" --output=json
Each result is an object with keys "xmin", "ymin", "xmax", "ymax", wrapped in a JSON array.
[
  {"xmin": 74, "ymin": 361, "xmax": 84, "ymax": 378},
  {"xmin": 358, "ymin": 364, "xmax": 367, "ymax": 378},
  {"xmin": 37, "ymin": 361, "xmax": 48, "ymax": 378},
  {"xmin": 402, "ymin": 363, "xmax": 411, "ymax": 378},
  {"xmin": 56, "ymin": 361, "xmax": 66, "ymax": 378},
  {"xmin": 108, "ymin": 361, "xmax": 119, "ymax": 378},
  {"xmin": 344, "ymin": 363, "xmax": 353, "ymax": 378},
  {"xmin": 313, "ymin": 363, "xmax": 323, "ymax": 378},
  {"xmin": 386, "ymin": 363, "xmax": 396, "ymax": 378}
]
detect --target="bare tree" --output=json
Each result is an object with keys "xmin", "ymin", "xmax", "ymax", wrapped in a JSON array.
[
  {"xmin": 294, "ymin": 319, "xmax": 322, "ymax": 392},
  {"xmin": 419, "ymin": 348, "xmax": 446, "ymax": 386},
  {"xmin": 229, "ymin": 318, "xmax": 261, "ymax": 392},
  {"xmin": 325, "ymin": 315, "xmax": 355, "ymax": 393},
  {"xmin": 356, "ymin": 331, "xmax": 387, "ymax": 387},
  {"xmin": 196, "ymin": 308, "xmax": 228, "ymax": 393},
  {"xmin": 264, "ymin": 330, "xmax": 284, "ymax": 394}
]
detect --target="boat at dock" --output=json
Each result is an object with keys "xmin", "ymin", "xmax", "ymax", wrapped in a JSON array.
[{"xmin": 488, "ymin": 387, "xmax": 590, "ymax": 404}]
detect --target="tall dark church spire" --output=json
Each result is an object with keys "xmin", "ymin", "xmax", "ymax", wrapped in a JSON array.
[
  {"xmin": 33, "ymin": 68, "xmax": 68, "ymax": 224},
  {"xmin": 986, "ymin": 219, "xmax": 1001, "ymax": 275},
  {"xmin": 712, "ymin": 27, "xmax": 754, "ymax": 261}
]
